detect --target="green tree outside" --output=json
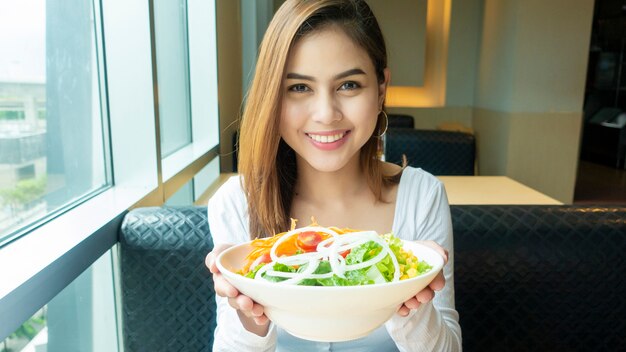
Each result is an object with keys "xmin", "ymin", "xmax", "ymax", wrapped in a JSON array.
[{"xmin": 0, "ymin": 177, "xmax": 47, "ymax": 217}]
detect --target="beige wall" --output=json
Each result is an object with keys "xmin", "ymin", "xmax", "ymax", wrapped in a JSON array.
[
  {"xmin": 472, "ymin": 0, "xmax": 594, "ymax": 203},
  {"xmin": 390, "ymin": 0, "xmax": 593, "ymax": 203},
  {"xmin": 476, "ymin": 0, "xmax": 593, "ymax": 112},
  {"xmin": 506, "ymin": 112, "xmax": 583, "ymax": 203},
  {"xmin": 216, "ymin": 0, "xmax": 242, "ymax": 173},
  {"xmin": 446, "ymin": 0, "xmax": 483, "ymax": 107},
  {"xmin": 367, "ymin": 0, "xmax": 427, "ymax": 87},
  {"xmin": 474, "ymin": 109, "xmax": 583, "ymax": 202},
  {"xmin": 387, "ymin": 0, "xmax": 482, "ymax": 130}
]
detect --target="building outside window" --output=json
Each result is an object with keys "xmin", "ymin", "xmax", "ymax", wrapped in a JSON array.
[{"xmin": 0, "ymin": 0, "xmax": 109, "ymax": 248}]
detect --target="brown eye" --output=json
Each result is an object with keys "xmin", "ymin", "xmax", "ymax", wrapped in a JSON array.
[
  {"xmin": 288, "ymin": 84, "xmax": 310, "ymax": 93},
  {"xmin": 339, "ymin": 81, "xmax": 360, "ymax": 91}
]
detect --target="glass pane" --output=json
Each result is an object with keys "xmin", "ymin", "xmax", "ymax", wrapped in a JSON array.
[
  {"xmin": 0, "ymin": 0, "xmax": 108, "ymax": 246},
  {"xmin": 1, "ymin": 308, "xmax": 46, "ymax": 352},
  {"xmin": 187, "ymin": 0, "xmax": 220, "ymax": 149},
  {"xmin": 165, "ymin": 180, "xmax": 194, "ymax": 206},
  {"xmin": 0, "ymin": 248, "xmax": 118, "ymax": 352},
  {"xmin": 193, "ymin": 156, "xmax": 219, "ymax": 201},
  {"xmin": 165, "ymin": 156, "xmax": 220, "ymax": 206},
  {"xmin": 154, "ymin": 0, "xmax": 192, "ymax": 157}
]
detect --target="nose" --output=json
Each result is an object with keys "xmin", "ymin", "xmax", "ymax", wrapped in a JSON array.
[{"xmin": 311, "ymin": 91, "xmax": 341, "ymax": 124}]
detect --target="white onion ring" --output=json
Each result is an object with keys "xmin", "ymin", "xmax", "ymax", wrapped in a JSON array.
[
  {"xmin": 276, "ymin": 258, "xmax": 320, "ymax": 285},
  {"xmin": 259, "ymin": 228, "xmax": 402, "ymax": 284}
]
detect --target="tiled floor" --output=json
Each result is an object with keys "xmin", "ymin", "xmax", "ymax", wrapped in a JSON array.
[{"xmin": 573, "ymin": 160, "xmax": 626, "ymax": 204}]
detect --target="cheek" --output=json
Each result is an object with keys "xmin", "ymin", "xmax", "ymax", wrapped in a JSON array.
[
  {"xmin": 280, "ymin": 101, "xmax": 308, "ymax": 125},
  {"xmin": 345, "ymin": 97, "xmax": 379, "ymax": 129},
  {"xmin": 279, "ymin": 101, "xmax": 303, "ymax": 137},
  {"xmin": 283, "ymin": 101, "xmax": 303, "ymax": 119}
]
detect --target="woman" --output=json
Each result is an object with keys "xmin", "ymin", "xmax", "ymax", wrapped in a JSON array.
[{"xmin": 205, "ymin": 0, "xmax": 461, "ymax": 350}]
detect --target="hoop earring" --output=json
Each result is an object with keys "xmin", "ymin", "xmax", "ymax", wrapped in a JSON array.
[{"xmin": 375, "ymin": 110, "xmax": 388, "ymax": 138}]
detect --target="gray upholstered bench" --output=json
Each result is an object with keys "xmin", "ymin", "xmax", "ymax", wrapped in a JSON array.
[{"xmin": 119, "ymin": 205, "xmax": 626, "ymax": 351}]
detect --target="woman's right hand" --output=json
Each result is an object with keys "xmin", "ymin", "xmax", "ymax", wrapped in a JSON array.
[{"xmin": 205, "ymin": 244, "xmax": 270, "ymax": 335}]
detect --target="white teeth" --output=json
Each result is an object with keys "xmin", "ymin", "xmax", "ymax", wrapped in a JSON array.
[{"xmin": 307, "ymin": 132, "xmax": 345, "ymax": 143}]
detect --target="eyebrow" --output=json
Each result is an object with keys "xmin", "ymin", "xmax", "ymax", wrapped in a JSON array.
[{"xmin": 285, "ymin": 68, "xmax": 366, "ymax": 81}]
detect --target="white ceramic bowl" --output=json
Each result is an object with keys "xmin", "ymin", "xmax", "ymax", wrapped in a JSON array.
[{"xmin": 216, "ymin": 240, "xmax": 444, "ymax": 342}]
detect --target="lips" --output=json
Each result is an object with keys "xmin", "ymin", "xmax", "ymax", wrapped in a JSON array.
[{"xmin": 304, "ymin": 130, "xmax": 351, "ymax": 150}]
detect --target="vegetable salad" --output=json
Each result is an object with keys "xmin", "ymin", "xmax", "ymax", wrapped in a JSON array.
[{"xmin": 238, "ymin": 224, "xmax": 432, "ymax": 286}]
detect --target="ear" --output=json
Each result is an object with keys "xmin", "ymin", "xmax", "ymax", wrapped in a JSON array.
[{"xmin": 378, "ymin": 68, "xmax": 391, "ymax": 108}]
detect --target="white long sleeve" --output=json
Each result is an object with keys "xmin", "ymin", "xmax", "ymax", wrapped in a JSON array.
[
  {"xmin": 208, "ymin": 176, "xmax": 278, "ymax": 352},
  {"xmin": 384, "ymin": 168, "xmax": 462, "ymax": 351}
]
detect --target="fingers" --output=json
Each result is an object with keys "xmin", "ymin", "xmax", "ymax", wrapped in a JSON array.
[
  {"xmin": 416, "ymin": 240, "xmax": 447, "ymax": 291},
  {"xmin": 420, "ymin": 240, "xmax": 449, "ymax": 264},
  {"xmin": 429, "ymin": 270, "xmax": 445, "ymax": 291},
  {"xmin": 253, "ymin": 314, "xmax": 269, "ymax": 325},
  {"xmin": 229, "ymin": 294, "xmax": 254, "ymax": 311},
  {"xmin": 415, "ymin": 287, "xmax": 435, "ymax": 303},
  {"xmin": 205, "ymin": 252, "xmax": 218, "ymax": 273},
  {"xmin": 206, "ymin": 244, "xmax": 268, "ymax": 327},
  {"xmin": 396, "ymin": 288, "xmax": 436, "ymax": 317},
  {"xmin": 230, "ymin": 296, "xmax": 269, "ymax": 325},
  {"xmin": 403, "ymin": 297, "xmax": 420, "ymax": 310},
  {"xmin": 250, "ymin": 302, "xmax": 265, "ymax": 317},
  {"xmin": 397, "ymin": 304, "xmax": 411, "ymax": 317},
  {"xmin": 396, "ymin": 272, "xmax": 443, "ymax": 317},
  {"xmin": 213, "ymin": 273, "xmax": 239, "ymax": 298},
  {"xmin": 228, "ymin": 295, "xmax": 264, "ymax": 318},
  {"xmin": 205, "ymin": 244, "xmax": 234, "ymax": 274}
]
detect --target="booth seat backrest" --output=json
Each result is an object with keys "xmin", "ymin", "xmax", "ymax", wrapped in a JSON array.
[
  {"xmin": 452, "ymin": 205, "xmax": 626, "ymax": 352},
  {"xmin": 119, "ymin": 205, "xmax": 626, "ymax": 352},
  {"xmin": 385, "ymin": 128, "xmax": 476, "ymax": 175},
  {"xmin": 119, "ymin": 207, "xmax": 216, "ymax": 352},
  {"xmin": 387, "ymin": 114, "xmax": 415, "ymax": 129}
]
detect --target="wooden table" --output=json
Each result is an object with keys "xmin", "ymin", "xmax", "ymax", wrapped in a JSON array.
[
  {"xmin": 437, "ymin": 176, "xmax": 562, "ymax": 205},
  {"xmin": 201, "ymin": 174, "xmax": 562, "ymax": 206}
]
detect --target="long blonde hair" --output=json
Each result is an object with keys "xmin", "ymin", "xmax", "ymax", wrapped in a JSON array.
[{"xmin": 238, "ymin": 0, "xmax": 400, "ymax": 239}]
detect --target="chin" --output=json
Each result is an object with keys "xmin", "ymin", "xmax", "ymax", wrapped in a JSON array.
[
  {"xmin": 300, "ymin": 154, "xmax": 358, "ymax": 173},
  {"xmin": 310, "ymin": 163, "xmax": 346, "ymax": 173}
]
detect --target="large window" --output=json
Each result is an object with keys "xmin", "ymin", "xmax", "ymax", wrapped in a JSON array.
[
  {"xmin": 0, "ymin": 0, "xmax": 109, "ymax": 246},
  {"xmin": 0, "ymin": 0, "xmax": 220, "ymax": 349}
]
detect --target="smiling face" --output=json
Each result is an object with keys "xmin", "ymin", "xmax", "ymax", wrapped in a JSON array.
[{"xmin": 279, "ymin": 25, "xmax": 388, "ymax": 174}]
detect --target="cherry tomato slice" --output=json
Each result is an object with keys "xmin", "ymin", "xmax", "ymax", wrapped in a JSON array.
[
  {"xmin": 258, "ymin": 252, "xmax": 271, "ymax": 264},
  {"xmin": 246, "ymin": 252, "xmax": 272, "ymax": 273},
  {"xmin": 296, "ymin": 231, "xmax": 323, "ymax": 252}
]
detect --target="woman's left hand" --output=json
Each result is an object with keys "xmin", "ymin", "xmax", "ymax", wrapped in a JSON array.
[{"xmin": 396, "ymin": 240, "xmax": 448, "ymax": 317}]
